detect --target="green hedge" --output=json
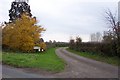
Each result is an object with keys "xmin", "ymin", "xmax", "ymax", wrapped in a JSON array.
[{"xmin": 69, "ymin": 42, "xmax": 118, "ymax": 57}]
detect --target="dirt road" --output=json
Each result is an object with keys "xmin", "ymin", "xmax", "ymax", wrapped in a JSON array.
[{"xmin": 54, "ymin": 48, "xmax": 118, "ymax": 78}]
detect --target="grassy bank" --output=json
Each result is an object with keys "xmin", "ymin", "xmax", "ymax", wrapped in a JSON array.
[
  {"xmin": 67, "ymin": 48, "xmax": 119, "ymax": 66},
  {"xmin": 2, "ymin": 48, "xmax": 65, "ymax": 72}
]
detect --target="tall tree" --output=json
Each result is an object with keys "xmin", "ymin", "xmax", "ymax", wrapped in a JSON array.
[
  {"xmin": 90, "ymin": 32, "xmax": 102, "ymax": 42},
  {"xmin": 90, "ymin": 33, "xmax": 96, "ymax": 42},
  {"xmin": 96, "ymin": 32, "xmax": 102, "ymax": 42},
  {"xmin": 104, "ymin": 9, "xmax": 120, "ymax": 56},
  {"xmin": 2, "ymin": 13, "xmax": 45, "ymax": 52},
  {"xmin": 9, "ymin": 0, "xmax": 32, "ymax": 21}
]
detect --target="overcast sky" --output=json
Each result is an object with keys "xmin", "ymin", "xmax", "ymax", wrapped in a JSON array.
[{"xmin": 0, "ymin": 0, "xmax": 119, "ymax": 42}]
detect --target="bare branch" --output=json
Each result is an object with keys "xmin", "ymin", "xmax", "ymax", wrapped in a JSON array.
[{"xmin": 105, "ymin": 9, "xmax": 117, "ymax": 28}]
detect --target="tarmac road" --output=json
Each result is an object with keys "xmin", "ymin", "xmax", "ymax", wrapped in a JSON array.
[{"xmin": 2, "ymin": 65, "xmax": 45, "ymax": 78}]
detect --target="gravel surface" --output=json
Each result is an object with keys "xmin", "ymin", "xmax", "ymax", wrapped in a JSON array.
[{"xmin": 54, "ymin": 48, "xmax": 118, "ymax": 78}]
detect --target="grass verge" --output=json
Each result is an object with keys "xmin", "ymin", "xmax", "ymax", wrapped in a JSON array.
[
  {"xmin": 66, "ymin": 48, "xmax": 119, "ymax": 66},
  {"xmin": 2, "ymin": 48, "xmax": 65, "ymax": 72}
]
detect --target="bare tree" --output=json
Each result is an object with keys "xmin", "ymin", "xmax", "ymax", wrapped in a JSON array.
[
  {"xmin": 90, "ymin": 32, "xmax": 102, "ymax": 42},
  {"xmin": 96, "ymin": 32, "xmax": 102, "ymax": 42},
  {"xmin": 90, "ymin": 33, "xmax": 96, "ymax": 42},
  {"xmin": 104, "ymin": 9, "xmax": 119, "ymax": 39},
  {"xmin": 104, "ymin": 9, "xmax": 120, "ymax": 56},
  {"xmin": 105, "ymin": 9, "xmax": 117, "ymax": 28}
]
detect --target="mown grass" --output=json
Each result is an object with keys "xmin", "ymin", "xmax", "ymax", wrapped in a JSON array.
[
  {"xmin": 2, "ymin": 48, "xmax": 65, "ymax": 72},
  {"xmin": 67, "ymin": 48, "xmax": 119, "ymax": 66}
]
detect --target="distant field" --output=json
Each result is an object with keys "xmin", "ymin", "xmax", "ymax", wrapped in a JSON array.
[
  {"xmin": 2, "ymin": 48, "xmax": 65, "ymax": 72},
  {"xmin": 67, "ymin": 48, "xmax": 119, "ymax": 66}
]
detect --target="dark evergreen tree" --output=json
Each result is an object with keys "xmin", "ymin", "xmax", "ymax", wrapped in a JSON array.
[
  {"xmin": 40, "ymin": 38, "xmax": 44, "ymax": 43},
  {"xmin": 9, "ymin": 0, "xmax": 32, "ymax": 21}
]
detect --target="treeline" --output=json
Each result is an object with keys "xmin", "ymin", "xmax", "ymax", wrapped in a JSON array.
[
  {"xmin": 69, "ymin": 38, "xmax": 118, "ymax": 57},
  {"xmin": 46, "ymin": 40, "xmax": 69, "ymax": 49},
  {"xmin": 69, "ymin": 28, "xmax": 120, "ymax": 57}
]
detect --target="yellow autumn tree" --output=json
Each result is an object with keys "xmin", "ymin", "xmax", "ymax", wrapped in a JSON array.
[{"xmin": 2, "ymin": 13, "xmax": 45, "ymax": 52}]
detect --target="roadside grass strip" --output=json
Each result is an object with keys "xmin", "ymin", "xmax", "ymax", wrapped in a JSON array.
[
  {"xmin": 2, "ymin": 48, "xmax": 65, "ymax": 72},
  {"xmin": 66, "ymin": 48, "xmax": 119, "ymax": 66}
]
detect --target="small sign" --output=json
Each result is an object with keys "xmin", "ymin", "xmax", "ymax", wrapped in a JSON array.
[
  {"xmin": 34, "ymin": 46, "xmax": 40, "ymax": 52},
  {"xmin": 34, "ymin": 46, "xmax": 40, "ymax": 49}
]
